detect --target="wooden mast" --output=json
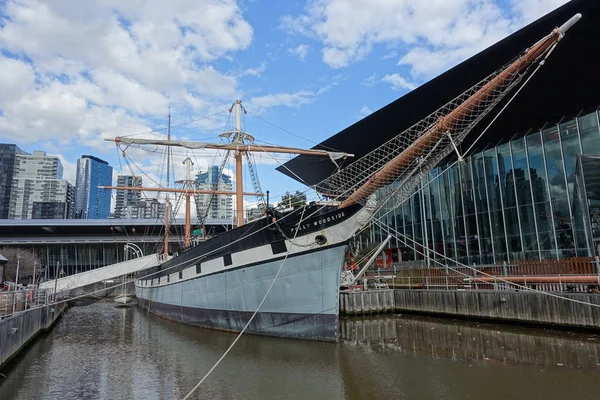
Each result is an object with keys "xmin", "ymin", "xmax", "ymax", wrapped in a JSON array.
[
  {"xmin": 338, "ymin": 13, "xmax": 581, "ymax": 209},
  {"xmin": 183, "ymin": 157, "xmax": 193, "ymax": 247},
  {"xmin": 164, "ymin": 111, "xmax": 171, "ymax": 258},
  {"xmin": 233, "ymin": 100, "xmax": 245, "ymax": 227}
]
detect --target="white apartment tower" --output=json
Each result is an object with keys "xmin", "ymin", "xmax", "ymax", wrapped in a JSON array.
[
  {"xmin": 8, "ymin": 151, "xmax": 73, "ymax": 219},
  {"xmin": 114, "ymin": 175, "xmax": 142, "ymax": 218},
  {"xmin": 194, "ymin": 166, "xmax": 233, "ymax": 220}
]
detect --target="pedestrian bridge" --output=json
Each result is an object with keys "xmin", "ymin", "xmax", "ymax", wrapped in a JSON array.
[{"xmin": 39, "ymin": 254, "xmax": 162, "ymax": 295}]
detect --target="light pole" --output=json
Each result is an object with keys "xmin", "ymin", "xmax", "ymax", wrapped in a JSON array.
[{"xmin": 15, "ymin": 253, "xmax": 21, "ymax": 288}]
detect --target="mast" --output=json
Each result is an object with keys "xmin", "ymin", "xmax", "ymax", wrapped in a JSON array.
[
  {"xmin": 164, "ymin": 110, "xmax": 171, "ymax": 258},
  {"xmin": 183, "ymin": 157, "xmax": 194, "ymax": 247},
  {"xmin": 337, "ymin": 13, "xmax": 581, "ymax": 209},
  {"xmin": 233, "ymin": 100, "xmax": 244, "ymax": 227}
]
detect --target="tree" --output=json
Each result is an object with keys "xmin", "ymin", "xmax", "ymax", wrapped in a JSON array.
[
  {"xmin": 279, "ymin": 190, "xmax": 307, "ymax": 210},
  {"xmin": 0, "ymin": 247, "xmax": 40, "ymax": 285}
]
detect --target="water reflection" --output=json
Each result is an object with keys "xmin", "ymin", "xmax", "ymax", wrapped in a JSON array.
[
  {"xmin": 340, "ymin": 315, "xmax": 600, "ymax": 369},
  {"xmin": 1, "ymin": 302, "xmax": 600, "ymax": 400}
]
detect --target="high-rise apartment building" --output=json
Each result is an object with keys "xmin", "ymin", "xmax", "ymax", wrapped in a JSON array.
[
  {"xmin": 74, "ymin": 155, "xmax": 112, "ymax": 219},
  {"xmin": 0, "ymin": 144, "xmax": 27, "ymax": 219},
  {"xmin": 195, "ymin": 165, "xmax": 233, "ymax": 220},
  {"xmin": 114, "ymin": 175, "xmax": 142, "ymax": 218},
  {"xmin": 142, "ymin": 198, "xmax": 166, "ymax": 219},
  {"xmin": 8, "ymin": 151, "xmax": 73, "ymax": 219},
  {"xmin": 117, "ymin": 198, "xmax": 166, "ymax": 219}
]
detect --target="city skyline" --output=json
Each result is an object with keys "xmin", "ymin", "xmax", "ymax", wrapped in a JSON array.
[{"xmin": 0, "ymin": 143, "xmax": 238, "ymax": 220}]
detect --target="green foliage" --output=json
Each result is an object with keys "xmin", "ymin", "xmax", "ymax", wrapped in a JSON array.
[{"xmin": 279, "ymin": 190, "xmax": 307, "ymax": 210}]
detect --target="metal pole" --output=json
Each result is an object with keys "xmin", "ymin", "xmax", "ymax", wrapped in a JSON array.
[
  {"xmin": 32, "ymin": 261, "xmax": 36, "ymax": 287},
  {"xmin": 53, "ymin": 261, "xmax": 59, "ymax": 302},
  {"xmin": 15, "ymin": 253, "xmax": 21, "ymax": 287}
]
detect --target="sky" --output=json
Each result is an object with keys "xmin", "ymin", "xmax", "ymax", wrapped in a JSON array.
[{"xmin": 0, "ymin": 0, "xmax": 569, "ymax": 211}]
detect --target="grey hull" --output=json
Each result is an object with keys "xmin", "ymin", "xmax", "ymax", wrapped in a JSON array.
[{"xmin": 135, "ymin": 244, "xmax": 346, "ymax": 341}]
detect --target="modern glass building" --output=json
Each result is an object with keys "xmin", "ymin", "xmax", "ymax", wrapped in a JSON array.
[
  {"xmin": 372, "ymin": 110, "xmax": 600, "ymax": 265},
  {"xmin": 74, "ymin": 155, "xmax": 113, "ymax": 219},
  {"xmin": 0, "ymin": 144, "xmax": 27, "ymax": 219}
]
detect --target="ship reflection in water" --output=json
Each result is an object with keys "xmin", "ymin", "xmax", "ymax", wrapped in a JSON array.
[{"xmin": 1, "ymin": 302, "xmax": 599, "ymax": 400}]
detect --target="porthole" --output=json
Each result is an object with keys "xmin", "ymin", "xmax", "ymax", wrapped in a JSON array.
[{"xmin": 315, "ymin": 235, "xmax": 327, "ymax": 246}]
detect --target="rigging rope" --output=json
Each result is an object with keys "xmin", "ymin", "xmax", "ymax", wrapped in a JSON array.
[
  {"xmin": 118, "ymin": 110, "xmax": 228, "ymax": 138},
  {"xmin": 245, "ymin": 110, "xmax": 342, "ymax": 152},
  {"xmin": 182, "ymin": 207, "xmax": 308, "ymax": 400}
]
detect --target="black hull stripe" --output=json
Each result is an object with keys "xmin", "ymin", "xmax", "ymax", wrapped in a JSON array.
[
  {"xmin": 146, "ymin": 204, "xmax": 363, "ymax": 280},
  {"xmin": 136, "ymin": 297, "xmax": 339, "ymax": 341},
  {"xmin": 138, "ymin": 240, "xmax": 348, "ymax": 288}
]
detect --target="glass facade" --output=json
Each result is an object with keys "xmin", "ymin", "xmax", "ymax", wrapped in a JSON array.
[
  {"xmin": 374, "ymin": 110, "xmax": 600, "ymax": 264},
  {"xmin": 0, "ymin": 144, "xmax": 27, "ymax": 219},
  {"xmin": 74, "ymin": 155, "xmax": 113, "ymax": 219}
]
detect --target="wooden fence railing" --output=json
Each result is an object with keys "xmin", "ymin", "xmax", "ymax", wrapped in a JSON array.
[{"xmin": 363, "ymin": 257, "xmax": 600, "ymax": 292}]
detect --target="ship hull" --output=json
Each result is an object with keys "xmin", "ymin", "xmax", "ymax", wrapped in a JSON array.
[
  {"xmin": 135, "ymin": 200, "xmax": 374, "ymax": 341},
  {"xmin": 136, "ymin": 244, "xmax": 346, "ymax": 340}
]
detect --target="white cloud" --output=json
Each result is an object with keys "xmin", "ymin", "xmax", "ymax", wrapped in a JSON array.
[
  {"xmin": 247, "ymin": 80, "xmax": 339, "ymax": 113},
  {"xmin": 511, "ymin": 0, "xmax": 570, "ymax": 24},
  {"xmin": 288, "ymin": 44, "xmax": 311, "ymax": 61},
  {"xmin": 239, "ymin": 62, "xmax": 267, "ymax": 77},
  {"xmin": 282, "ymin": 0, "xmax": 568, "ymax": 74},
  {"xmin": 381, "ymin": 73, "xmax": 416, "ymax": 91},
  {"xmin": 248, "ymin": 90, "xmax": 322, "ymax": 113},
  {"xmin": 382, "ymin": 51, "xmax": 397, "ymax": 60},
  {"xmin": 362, "ymin": 73, "xmax": 378, "ymax": 87},
  {"xmin": 358, "ymin": 106, "xmax": 373, "ymax": 117},
  {"xmin": 0, "ymin": 57, "xmax": 36, "ymax": 104},
  {"xmin": 0, "ymin": 0, "xmax": 252, "ymax": 148},
  {"xmin": 56, "ymin": 154, "xmax": 77, "ymax": 184}
]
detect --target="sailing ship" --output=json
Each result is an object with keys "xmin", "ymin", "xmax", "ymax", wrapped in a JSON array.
[{"xmin": 103, "ymin": 14, "xmax": 581, "ymax": 341}]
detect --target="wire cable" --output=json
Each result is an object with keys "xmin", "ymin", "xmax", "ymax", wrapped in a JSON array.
[{"xmin": 182, "ymin": 207, "xmax": 307, "ymax": 400}]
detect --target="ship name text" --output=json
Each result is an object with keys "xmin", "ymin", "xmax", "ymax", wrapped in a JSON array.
[{"xmin": 290, "ymin": 212, "xmax": 346, "ymax": 233}]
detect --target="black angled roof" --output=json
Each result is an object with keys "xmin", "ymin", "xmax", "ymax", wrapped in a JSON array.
[{"xmin": 278, "ymin": 0, "xmax": 600, "ymax": 186}]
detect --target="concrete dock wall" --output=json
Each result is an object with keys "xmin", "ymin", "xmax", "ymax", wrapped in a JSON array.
[
  {"xmin": 0, "ymin": 304, "xmax": 67, "ymax": 371},
  {"xmin": 339, "ymin": 289, "xmax": 600, "ymax": 330}
]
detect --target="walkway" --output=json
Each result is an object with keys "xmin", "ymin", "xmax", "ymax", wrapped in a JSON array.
[{"xmin": 39, "ymin": 254, "xmax": 161, "ymax": 294}]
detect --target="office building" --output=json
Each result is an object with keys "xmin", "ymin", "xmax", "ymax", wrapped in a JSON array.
[
  {"xmin": 0, "ymin": 144, "xmax": 27, "ymax": 219},
  {"xmin": 74, "ymin": 155, "xmax": 112, "ymax": 219},
  {"xmin": 368, "ymin": 111, "xmax": 600, "ymax": 264}
]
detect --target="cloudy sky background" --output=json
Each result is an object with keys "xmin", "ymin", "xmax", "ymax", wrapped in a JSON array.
[{"xmin": 0, "ymin": 0, "xmax": 568, "ymax": 211}]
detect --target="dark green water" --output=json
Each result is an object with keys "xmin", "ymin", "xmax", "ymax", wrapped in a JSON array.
[{"xmin": 1, "ymin": 300, "xmax": 599, "ymax": 399}]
